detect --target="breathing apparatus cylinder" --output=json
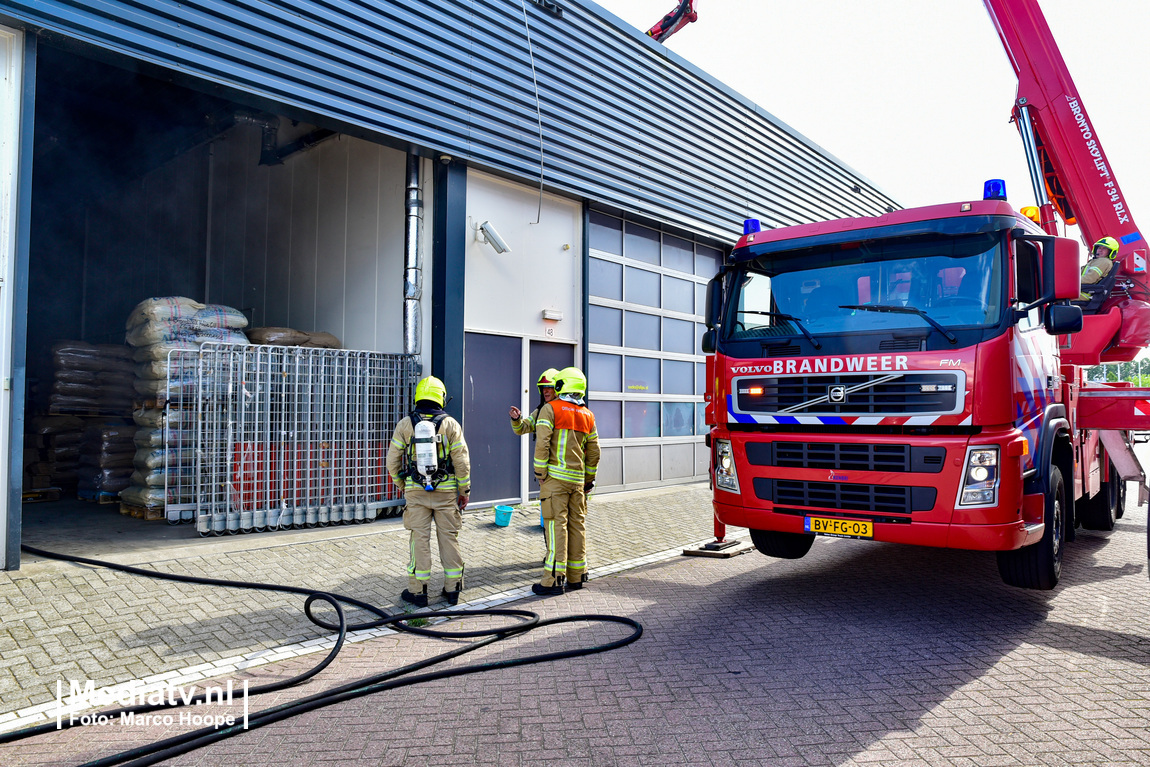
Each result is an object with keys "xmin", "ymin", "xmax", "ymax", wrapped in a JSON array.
[{"xmin": 412, "ymin": 419, "xmax": 440, "ymax": 490}]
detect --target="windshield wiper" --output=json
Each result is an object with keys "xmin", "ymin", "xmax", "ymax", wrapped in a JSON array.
[
  {"xmin": 740, "ymin": 310, "xmax": 822, "ymax": 350},
  {"xmin": 838, "ymin": 304, "xmax": 957, "ymax": 344}
]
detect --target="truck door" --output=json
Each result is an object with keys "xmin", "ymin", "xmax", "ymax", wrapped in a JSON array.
[{"xmin": 1010, "ymin": 239, "xmax": 1058, "ymax": 473}]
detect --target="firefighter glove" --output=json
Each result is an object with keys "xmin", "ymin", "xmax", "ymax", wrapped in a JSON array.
[
  {"xmin": 457, "ymin": 494, "xmax": 469, "ymax": 510},
  {"xmin": 583, "ymin": 481, "xmax": 594, "ymax": 494}
]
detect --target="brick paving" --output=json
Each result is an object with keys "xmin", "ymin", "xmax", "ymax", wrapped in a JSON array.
[
  {"xmin": 4, "ymin": 481, "xmax": 1150, "ymax": 765},
  {"xmin": 0, "ymin": 485, "xmax": 714, "ymax": 719}
]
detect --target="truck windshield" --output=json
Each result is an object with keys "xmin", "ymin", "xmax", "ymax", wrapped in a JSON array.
[{"xmin": 727, "ymin": 233, "xmax": 1003, "ymax": 340}]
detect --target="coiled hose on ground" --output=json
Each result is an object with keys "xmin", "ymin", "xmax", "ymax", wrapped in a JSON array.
[{"xmin": 2, "ymin": 545, "xmax": 643, "ymax": 767}]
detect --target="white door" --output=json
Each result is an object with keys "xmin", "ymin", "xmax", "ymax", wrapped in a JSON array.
[{"xmin": 0, "ymin": 26, "xmax": 25, "ymax": 570}]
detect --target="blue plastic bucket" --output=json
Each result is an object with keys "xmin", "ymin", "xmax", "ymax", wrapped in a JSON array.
[{"xmin": 494, "ymin": 505, "xmax": 514, "ymax": 527}]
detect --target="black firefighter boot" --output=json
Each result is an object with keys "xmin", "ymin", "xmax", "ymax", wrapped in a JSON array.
[
  {"xmin": 441, "ymin": 582, "xmax": 463, "ymax": 606},
  {"xmin": 532, "ymin": 576, "xmax": 565, "ymax": 597},
  {"xmin": 401, "ymin": 585, "xmax": 428, "ymax": 608}
]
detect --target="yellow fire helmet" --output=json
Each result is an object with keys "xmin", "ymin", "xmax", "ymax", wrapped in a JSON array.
[
  {"xmin": 554, "ymin": 366, "xmax": 587, "ymax": 396},
  {"xmin": 414, "ymin": 376, "xmax": 446, "ymax": 407},
  {"xmin": 537, "ymin": 368, "xmax": 560, "ymax": 388},
  {"xmin": 1093, "ymin": 236, "xmax": 1120, "ymax": 259}
]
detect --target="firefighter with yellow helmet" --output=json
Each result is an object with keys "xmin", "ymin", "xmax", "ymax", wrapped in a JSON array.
[
  {"xmin": 385, "ymin": 376, "xmax": 471, "ymax": 607},
  {"xmin": 1079, "ymin": 236, "xmax": 1121, "ymax": 300},
  {"xmin": 509, "ymin": 368, "xmax": 560, "ymax": 435},
  {"xmin": 531, "ymin": 366, "xmax": 600, "ymax": 596}
]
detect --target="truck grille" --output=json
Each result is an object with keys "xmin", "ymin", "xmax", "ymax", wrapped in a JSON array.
[
  {"xmin": 734, "ymin": 372, "xmax": 960, "ymax": 416},
  {"xmin": 745, "ymin": 442, "xmax": 945, "ymax": 473},
  {"xmin": 752, "ymin": 478, "xmax": 937, "ymax": 514}
]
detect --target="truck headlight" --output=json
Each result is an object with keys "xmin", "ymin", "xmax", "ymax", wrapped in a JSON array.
[
  {"xmin": 714, "ymin": 439, "xmax": 740, "ymax": 493},
  {"xmin": 959, "ymin": 446, "xmax": 999, "ymax": 505}
]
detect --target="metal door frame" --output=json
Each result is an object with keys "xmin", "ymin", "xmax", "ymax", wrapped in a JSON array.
[
  {"xmin": 1, "ymin": 27, "xmax": 31, "ymax": 570},
  {"xmin": 521, "ymin": 337, "xmax": 577, "ymax": 502}
]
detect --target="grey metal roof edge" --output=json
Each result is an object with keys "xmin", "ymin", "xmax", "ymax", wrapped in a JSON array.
[{"xmin": 573, "ymin": 0, "xmax": 902, "ymax": 209}]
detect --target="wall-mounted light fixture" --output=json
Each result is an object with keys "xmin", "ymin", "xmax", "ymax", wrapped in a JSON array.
[{"xmin": 542, "ymin": 309, "xmax": 563, "ymax": 321}]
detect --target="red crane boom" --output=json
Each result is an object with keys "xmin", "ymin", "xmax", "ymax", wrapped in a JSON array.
[
  {"xmin": 983, "ymin": 0, "xmax": 1150, "ymax": 360},
  {"xmin": 646, "ymin": 0, "xmax": 698, "ymax": 43}
]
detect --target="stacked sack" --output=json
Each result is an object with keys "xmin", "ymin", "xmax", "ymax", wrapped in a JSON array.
[
  {"xmin": 245, "ymin": 327, "xmax": 342, "ymax": 349},
  {"xmin": 121, "ymin": 297, "xmax": 249, "ymax": 515},
  {"xmin": 24, "ymin": 416, "xmax": 84, "ymax": 492},
  {"xmin": 126, "ymin": 297, "xmax": 250, "ymax": 400},
  {"xmin": 129, "ymin": 407, "xmax": 197, "ymax": 502},
  {"xmin": 50, "ymin": 342, "xmax": 135, "ymax": 415},
  {"xmin": 77, "ymin": 421, "xmax": 136, "ymax": 499}
]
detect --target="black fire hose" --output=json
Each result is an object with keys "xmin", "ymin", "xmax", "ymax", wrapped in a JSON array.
[{"xmin": 2, "ymin": 545, "xmax": 643, "ymax": 767}]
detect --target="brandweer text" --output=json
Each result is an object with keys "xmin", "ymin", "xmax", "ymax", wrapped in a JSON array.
[{"xmin": 732, "ymin": 355, "xmax": 910, "ymax": 375}]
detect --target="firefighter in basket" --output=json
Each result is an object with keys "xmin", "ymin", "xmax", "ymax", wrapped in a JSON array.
[
  {"xmin": 385, "ymin": 376, "xmax": 471, "ymax": 607},
  {"xmin": 532, "ymin": 366, "xmax": 600, "ymax": 596},
  {"xmin": 509, "ymin": 368, "xmax": 560, "ymax": 435},
  {"xmin": 1078, "ymin": 236, "xmax": 1121, "ymax": 301}
]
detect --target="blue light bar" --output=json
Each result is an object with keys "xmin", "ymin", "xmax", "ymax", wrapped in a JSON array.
[
  {"xmin": 743, "ymin": 218, "xmax": 762, "ymax": 235},
  {"xmin": 983, "ymin": 179, "xmax": 1007, "ymax": 201}
]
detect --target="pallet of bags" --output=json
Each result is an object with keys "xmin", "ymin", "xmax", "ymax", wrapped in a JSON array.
[
  {"xmin": 123, "ymin": 297, "xmax": 248, "ymax": 519},
  {"xmin": 77, "ymin": 421, "xmax": 136, "ymax": 503},
  {"xmin": 25, "ymin": 415, "xmax": 85, "ymax": 495},
  {"xmin": 49, "ymin": 342, "xmax": 135, "ymax": 415}
]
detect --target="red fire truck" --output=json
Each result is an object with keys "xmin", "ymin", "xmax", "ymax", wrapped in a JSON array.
[{"xmin": 701, "ymin": 0, "xmax": 1150, "ymax": 589}]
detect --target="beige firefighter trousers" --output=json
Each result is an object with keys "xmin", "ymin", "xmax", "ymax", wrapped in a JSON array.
[
  {"xmin": 539, "ymin": 476, "xmax": 586, "ymax": 587},
  {"xmin": 402, "ymin": 488, "xmax": 465, "ymax": 592}
]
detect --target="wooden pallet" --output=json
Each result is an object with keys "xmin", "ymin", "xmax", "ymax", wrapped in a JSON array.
[
  {"xmin": 22, "ymin": 488, "xmax": 62, "ymax": 503},
  {"xmin": 78, "ymin": 489, "xmax": 120, "ymax": 505},
  {"xmin": 119, "ymin": 502, "xmax": 165, "ymax": 521}
]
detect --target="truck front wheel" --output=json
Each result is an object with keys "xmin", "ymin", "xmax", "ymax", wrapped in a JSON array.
[
  {"xmin": 996, "ymin": 465, "xmax": 1065, "ymax": 590},
  {"xmin": 749, "ymin": 529, "xmax": 815, "ymax": 559}
]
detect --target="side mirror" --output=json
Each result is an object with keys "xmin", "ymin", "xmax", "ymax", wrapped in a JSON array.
[
  {"xmin": 1015, "ymin": 231, "xmax": 1081, "ymax": 308},
  {"xmin": 1045, "ymin": 302, "xmax": 1082, "ymax": 335},
  {"xmin": 701, "ymin": 329, "xmax": 716, "ymax": 353},
  {"xmin": 1052, "ymin": 238, "xmax": 1081, "ymax": 301},
  {"xmin": 704, "ymin": 275, "xmax": 722, "ymax": 329}
]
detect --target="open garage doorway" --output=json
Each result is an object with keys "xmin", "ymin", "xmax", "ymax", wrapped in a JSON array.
[{"xmin": 16, "ymin": 41, "xmax": 428, "ymax": 566}]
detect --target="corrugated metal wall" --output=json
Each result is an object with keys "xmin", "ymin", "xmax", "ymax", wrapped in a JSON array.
[
  {"xmin": 204, "ymin": 126, "xmax": 430, "ymax": 355},
  {"xmin": 1, "ymin": 0, "xmax": 899, "ymax": 241}
]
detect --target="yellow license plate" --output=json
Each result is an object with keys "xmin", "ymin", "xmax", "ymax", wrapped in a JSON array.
[{"xmin": 804, "ymin": 516, "xmax": 873, "ymax": 539}]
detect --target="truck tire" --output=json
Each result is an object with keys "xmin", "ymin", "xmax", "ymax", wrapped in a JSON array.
[
  {"xmin": 1115, "ymin": 475, "xmax": 1127, "ymax": 520},
  {"xmin": 749, "ymin": 529, "xmax": 815, "ymax": 559},
  {"xmin": 996, "ymin": 465, "xmax": 1065, "ymax": 590},
  {"xmin": 1080, "ymin": 462, "xmax": 1119, "ymax": 531}
]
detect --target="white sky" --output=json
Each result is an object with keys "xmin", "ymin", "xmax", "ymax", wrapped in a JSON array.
[{"xmin": 593, "ymin": 0, "xmax": 1150, "ymax": 250}]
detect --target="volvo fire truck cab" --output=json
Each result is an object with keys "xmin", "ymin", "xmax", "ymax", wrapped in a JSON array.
[{"xmin": 703, "ymin": 194, "xmax": 1118, "ymax": 589}]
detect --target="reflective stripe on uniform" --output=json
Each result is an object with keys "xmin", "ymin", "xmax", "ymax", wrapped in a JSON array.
[{"xmin": 544, "ymin": 519, "xmax": 556, "ymax": 570}]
